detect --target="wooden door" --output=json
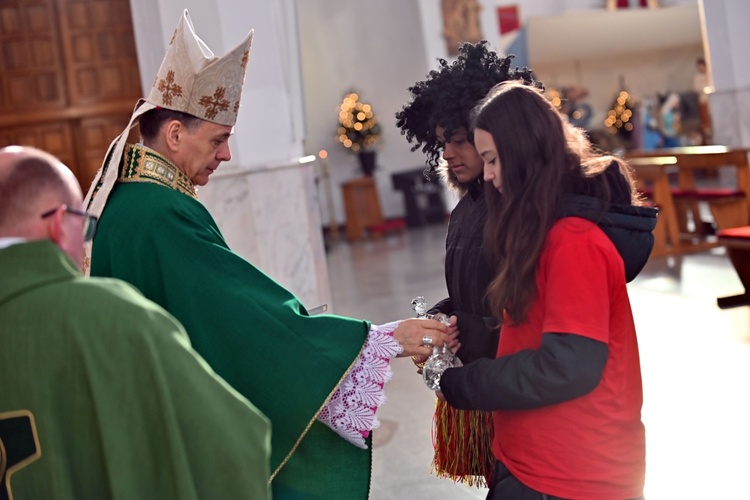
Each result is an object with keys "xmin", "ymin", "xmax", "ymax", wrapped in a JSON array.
[{"xmin": 0, "ymin": 0, "xmax": 142, "ymax": 192}]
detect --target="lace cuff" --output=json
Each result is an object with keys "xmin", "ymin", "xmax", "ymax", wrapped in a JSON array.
[{"xmin": 317, "ymin": 321, "xmax": 404, "ymax": 449}]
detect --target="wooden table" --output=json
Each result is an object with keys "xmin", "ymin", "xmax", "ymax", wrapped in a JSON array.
[
  {"xmin": 627, "ymin": 146, "xmax": 750, "ymax": 212},
  {"xmin": 628, "ymin": 156, "xmax": 683, "ymax": 255},
  {"xmin": 626, "ymin": 146, "xmax": 750, "ymax": 255},
  {"xmin": 341, "ymin": 177, "xmax": 384, "ymax": 241}
]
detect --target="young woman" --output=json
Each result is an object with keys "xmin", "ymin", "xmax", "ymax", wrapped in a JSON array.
[
  {"xmin": 439, "ymin": 81, "xmax": 656, "ymax": 499},
  {"xmin": 396, "ymin": 41, "xmax": 541, "ymax": 486}
]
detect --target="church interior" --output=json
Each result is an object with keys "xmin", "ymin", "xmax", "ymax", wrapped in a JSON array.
[{"xmin": 2, "ymin": 0, "xmax": 749, "ymax": 498}]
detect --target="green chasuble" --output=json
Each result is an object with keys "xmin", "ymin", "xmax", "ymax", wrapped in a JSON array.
[
  {"xmin": 91, "ymin": 145, "xmax": 372, "ymax": 499},
  {"xmin": 0, "ymin": 241, "xmax": 271, "ymax": 499}
]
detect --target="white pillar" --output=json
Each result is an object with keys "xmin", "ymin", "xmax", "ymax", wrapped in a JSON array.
[{"xmin": 700, "ymin": 0, "xmax": 750, "ymax": 147}]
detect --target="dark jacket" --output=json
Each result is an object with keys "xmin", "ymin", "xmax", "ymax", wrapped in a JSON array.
[
  {"xmin": 558, "ymin": 193, "xmax": 657, "ymax": 282},
  {"xmin": 429, "ymin": 177, "xmax": 500, "ymax": 364}
]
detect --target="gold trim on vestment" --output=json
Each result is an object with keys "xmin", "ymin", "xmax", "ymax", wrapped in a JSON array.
[
  {"xmin": 0, "ymin": 410, "xmax": 42, "ymax": 500},
  {"xmin": 0, "ymin": 434, "xmax": 6, "ymax": 482},
  {"xmin": 269, "ymin": 329, "xmax": 370, "ymax": 483},
  {"xmin": 118, "ymin": 143, "xmax": 197, "ymax": 199}
]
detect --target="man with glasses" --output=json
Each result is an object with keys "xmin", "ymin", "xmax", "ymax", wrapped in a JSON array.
[
  {"xmin": 41, "ymin": 205, "xmax": 98, "ymax": 242},
  {"xmin": 0, "ymin": 145, "xmax": 271, "ymax": 499}
]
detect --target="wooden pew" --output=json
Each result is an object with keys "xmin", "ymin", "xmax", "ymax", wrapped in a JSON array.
[
  {"xmin": 626, "ymin": 146, "xmax": 750, "ymax": 232},
  {"xmin": 628, "ymin": 156, "xmax": 681, "ymax": 255}
]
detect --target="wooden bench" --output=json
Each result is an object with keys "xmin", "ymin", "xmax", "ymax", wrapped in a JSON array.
[
  {"xmin": 627, "ymin": 146, "xmax": 750, "ymax": 235},
  {"xmin": 673, "ymin": 188, "xmax": 747, "ymax": 235},
  {"xmin": 717, "ymin": 226, "xmax": 750, "ymax": 309}
]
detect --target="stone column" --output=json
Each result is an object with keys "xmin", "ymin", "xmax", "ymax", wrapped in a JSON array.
[{"xmin": 700, "ymin": 0, "xmax": 750, "ymax": 147}]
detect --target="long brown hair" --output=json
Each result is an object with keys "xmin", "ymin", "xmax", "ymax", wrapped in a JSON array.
[{"xmin": 474, "ymin": 81, "xmax": 640, "ymax": 325}]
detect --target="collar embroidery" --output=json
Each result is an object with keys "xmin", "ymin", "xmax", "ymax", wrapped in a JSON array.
[{"xmin": 118, "ymin": 144, "xmax": 197, "ymax": 199}]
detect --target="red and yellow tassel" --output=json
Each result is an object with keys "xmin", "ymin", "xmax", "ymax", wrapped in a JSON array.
[{"xmin": 430, "ymin": 399, "xmax": 495, "ymax": 487}]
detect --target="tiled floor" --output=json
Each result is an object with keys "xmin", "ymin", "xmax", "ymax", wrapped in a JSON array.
[{"xmin": 325, "ymin": 223, "xmax": 750, "ymax": 499}]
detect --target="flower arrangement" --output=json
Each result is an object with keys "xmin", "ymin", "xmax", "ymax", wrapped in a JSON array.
[{"xmin": 336, "ymin": 92, "xmax": 381, "ymax": 153}]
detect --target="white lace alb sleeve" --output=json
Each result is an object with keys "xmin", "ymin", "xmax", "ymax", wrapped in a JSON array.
[{"xmin": 316, "ymin": 321, "xmax": 403, "ymax": 449}]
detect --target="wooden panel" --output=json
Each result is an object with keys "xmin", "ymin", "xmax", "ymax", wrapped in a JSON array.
[
  {"xmin": 0, "ymin": 115, "xmax": 128, "ymax": 192},
  {"xmin": 0, "ymin": 0, "xmax": 142, "ymax": 192},
  {"xmin": 0, "ymin": 0, "xmax": 67, "ymax": 113},
  {"xmin": 0, "ymin": 121, "xmax": 77, "ymax": 176},
  {"xmin": 57, "ymin": 0, "xmax": 142, "ymax": 105},
  {"xmin": 0, "ymin": 7, "xmax": 22, "ymax": 35},
  {"xmin": 73, "ymin": 113, "xmax": 130, "ymax": 189}
]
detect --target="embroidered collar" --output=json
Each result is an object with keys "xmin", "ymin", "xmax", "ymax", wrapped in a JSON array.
[{"xmin": 118, "ymin": 143, "xmax": 197, "ymax": 199}]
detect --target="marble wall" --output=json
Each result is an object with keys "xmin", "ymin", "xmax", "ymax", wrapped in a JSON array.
[
  {"xmin": 709, "ymin": 89, "xmax": 750, "ymax": 148},
  {"xmin": 197, "ymin": 159, "xmax": 332, "ymax": 312},
  {"xmin": 702, "ymin": 0, "xmax": 750, "ymax": 148}
]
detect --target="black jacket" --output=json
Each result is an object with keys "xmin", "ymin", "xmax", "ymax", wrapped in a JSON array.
[
  {"xmin": 429, "ymin": 179, "xmax": 500, "ymax": 364},
  {"xmin": 557, "ymin": 193, "xmax": 657, "ymax": 283}
]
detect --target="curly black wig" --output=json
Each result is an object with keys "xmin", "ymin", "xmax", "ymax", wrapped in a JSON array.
[{"xmin": 395, "ymin": 41, "xmax": 543, "ymax": 173}]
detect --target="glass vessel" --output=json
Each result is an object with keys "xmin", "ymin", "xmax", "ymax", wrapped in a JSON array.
[{"xmin": 411, "ymin": 296, "xmax": 463, "ymax": 391}]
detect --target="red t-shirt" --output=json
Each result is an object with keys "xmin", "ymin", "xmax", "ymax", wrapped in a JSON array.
[{"xmin": 492, "ymin": 217, "xmax": 645, "ymax": 499}]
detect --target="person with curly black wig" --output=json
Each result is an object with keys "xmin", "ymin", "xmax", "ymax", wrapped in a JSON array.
[{"xmin": 395, "ymin": 41, "xmax": 541, "ymax": 488}]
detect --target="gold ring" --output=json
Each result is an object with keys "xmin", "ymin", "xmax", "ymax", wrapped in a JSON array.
[{"xmin": 411, "ymin": 355, "xmax": 426, "ymax": 369}]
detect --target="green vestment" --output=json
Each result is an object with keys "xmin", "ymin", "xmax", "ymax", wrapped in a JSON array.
[
  {"xmin": 0, "ymin": 241, "xmax": 271, "ymax": 499},
  {"xmin": 90, "ymin": 146, "xmax": 372, "ymax": 499}
]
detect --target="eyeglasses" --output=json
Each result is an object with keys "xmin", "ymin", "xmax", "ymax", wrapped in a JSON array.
[{"xmin": 41, "ymin": 205, "xmax": 98, "ymax": 241}]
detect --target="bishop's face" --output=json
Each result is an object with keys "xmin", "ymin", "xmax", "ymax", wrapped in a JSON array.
[{"xmin": 173, "ymin": 121, "xmax": 234, "ymax": 186}]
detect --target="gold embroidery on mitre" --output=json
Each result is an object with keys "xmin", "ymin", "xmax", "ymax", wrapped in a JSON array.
[
  {"xmin": 199, "ymin": 87, "xmax": 230, "ymax": 120},
  {"xmin": 143, "ymin": 11, "xmax": 253, "ymax": 127},
  {"xmin": 118, "ymin": 144, "xmax": 197, "ymax": 199},
  {"xmin": 158, "ymin": 70, "xmax": 183, "ymax": 106},
  {"xmin": 233, "ymin": 101, "xmax": 240, "ymax": 114}
]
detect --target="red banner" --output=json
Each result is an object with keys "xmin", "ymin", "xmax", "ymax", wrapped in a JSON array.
[{"xmin": 497, "ymin": 5, "xmax": 519, "ymax": 35}]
